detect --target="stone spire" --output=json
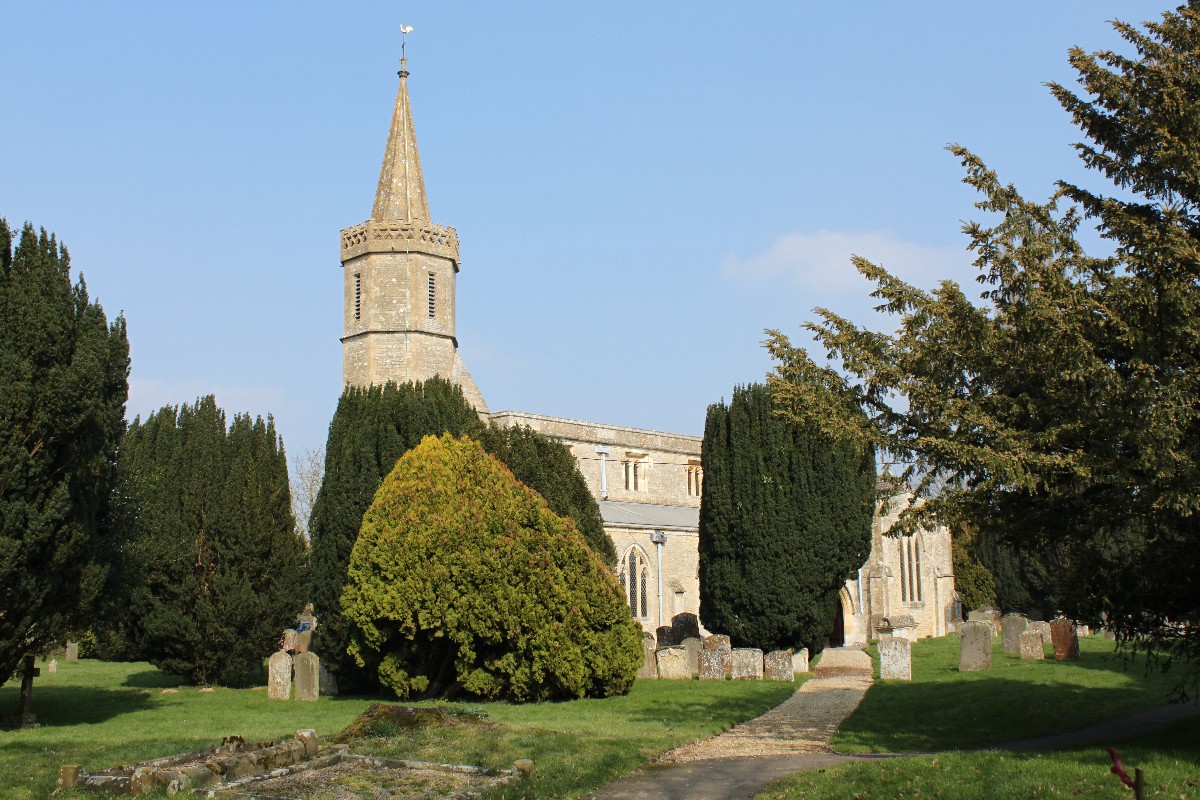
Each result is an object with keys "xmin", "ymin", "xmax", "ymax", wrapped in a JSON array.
[{"xmin": 371, "ymin": 57, "xmax": 430, "ymax": 222}]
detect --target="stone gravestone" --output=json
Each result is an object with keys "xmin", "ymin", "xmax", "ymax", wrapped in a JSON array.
[
  {"xmin": 698, "ymin": 649, "xmax": 725, "ymax": 680},
  {"xmin": 792, "ymin": 647, "xmax": 810, "ymax": 674},
  {"xmin": 1001, "ymin": 613, "xmax": 1029, "ymax": 654},
  {"xmin": 879, "ymin": 636, "xmax": 912, "ymax": 681},
  {"xmin": 48, "ymin": 659, "xmax": 58, "ymax": 675},
  {"xmin": 703, "ymin": 634, "xmax": 732, "ymax": 678},
  {"xmin": 959, "ymin": 621, "xmax": 993, "ymax": 672},
  {"xmin": 731, "ymin": 648, "xmax": 764, "ymax": 680},
  {"xmin": 294, "ymin": 652, "xmax": 320, "ymax": 700},
  {"xmin": 637, "ymin": 637, "xmax": 658, "ymax": 680},
  {"xmin": 764, "ymin": 650, "xmax": 794, "ymax": 681},
  {"xmin": 65, "ymin": 641, "xmax": 79, "ymax": 662},
  {"xmin": 671, "ymin": 613, "xmax": 701, "ymax": 643},
  {"xmin": 655, "ymin": 646, "xmax": 691, "ymax": 680},
  {"xmin": 317, "ymin": 662, "xmax": 340, "ymax": 696},
  {"xmin": 1019, "ymin": 630, "xmax": 1045, "ymax": 660},
  {"xmin": 655, "ymin": 626, "xmax": 678, "ymax": 647},
  {"xmin": 1049, "ymin": 617, "xmax": 1080, "ymax": 660},
  {"xmin": 1028, "ymin": 620, "xmax": 1052, "ymax": 647},
  {"xmin": 967, "ymin": 608, "xmax": 1000, "ymax": 635},
  {"xmin": 681, "ymin": 637, "xmax": 702, "ymax": 677},
  {"xmin": 267, "ymin": 650, "xmax": 292, "ymax": 700}
]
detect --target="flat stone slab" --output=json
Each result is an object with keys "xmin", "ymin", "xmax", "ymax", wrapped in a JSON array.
[
  {"xmin": 656, "ymin": 646, "xmax": 691, "ymax": 680},
  {"xmin": 764, "ymin": 650, "xmax": 793, "ymax": 682},
  {"xmin": 731, "ymin": 649, "xmax": 763, "ymax": 680},
  {"xmin": 878, "ymin": 637, "xmax": 911, "ymax": 681}
]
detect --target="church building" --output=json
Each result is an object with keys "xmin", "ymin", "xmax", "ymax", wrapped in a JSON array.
[{"xmin": 340, "ymin": 55, "xmax": 958, "ymax": 646}]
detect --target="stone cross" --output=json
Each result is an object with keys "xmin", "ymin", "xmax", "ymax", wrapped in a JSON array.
[{"xmin": 18, "ymin": 654, "xmax": 40, "ymax": 727}]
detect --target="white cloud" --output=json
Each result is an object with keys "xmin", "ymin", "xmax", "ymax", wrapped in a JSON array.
[{"xmin": 722, "ymin": 229, "xmax": 971, "ymax": 299}]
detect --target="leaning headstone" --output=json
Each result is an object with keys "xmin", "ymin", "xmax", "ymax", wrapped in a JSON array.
[
  {"xmin": 670, "ymin": 613, "xmax": 701, "ymax": 643},
  {"xmin": 294, "ymin": 651, "xmax": 320, "ymax": 700},
  {"xmin": 764, "ymin": 650, "xmax": 794, "ymax": 681},
  {"xmin": 959, "ymin": 621, "xmax": 993, "ymax": 672},
  {"xmin": 1019, "ymin": 630, "xmax": 1045, "ymax": 660},
  {"xmin": 792, "ymin": 647, "xmax": 810, "ymax": 674},
  {"xmin": 47, "ymin": 659, "xmax": 58, "ymax": 675},
  {"xmin": 267, "ymin": 650, "xmax": 292, "ymax": 700},
  {"xmin": 731, "ymin": 648, "xmax": 764, "ymax": 680},
  {"xmin": 703, "ymin": 634, "xmax": 733, "ymax": 677},
  {"xmin": 1028, "ymin": 620, "xmax": 1052, "ymax": 646},
  {"xmin": 879, "ymin": 636, "xmax": 912, "ymax": 680},
  {"xmin": 317, "ymin": 662, "xmax": 339, "ymax": 696},
  {"xmin": 656, "ymin": 626, "xmax": 678, "ymax": 647},
  {"xmin": 1050, "ymin": 617, "xmax": 1080, "ymax": 660},
  {"xmin": 655, "ymin": 646, "xmax": 691, "ymax": 680},
  {"xmin": 681, "ymin": 637, "xmax": 702, "ymax": 677},
  {"xmin": 65, "ymin": 641, "xmax": 79, "ymax": 662},
  {"xmin": 637, "ymin": 637, "xmax": 658, "ymax": 680},
  {"xmin": 698, "ymin": 649, "xmax": 725, "ymax": 680},
  {"xmin": 1001, "ymin": 613, "xmax": 1029, "ymax": 654}
]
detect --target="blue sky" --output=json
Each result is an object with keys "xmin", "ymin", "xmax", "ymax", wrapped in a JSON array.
[{"xmin": 2, "ymin": 2, "xmax": 1142, "ymax": 460}]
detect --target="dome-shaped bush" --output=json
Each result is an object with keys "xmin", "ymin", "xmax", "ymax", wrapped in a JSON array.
[{"xmin": 343, "ymin": 434, "xmax": 642, "ymax": 701}]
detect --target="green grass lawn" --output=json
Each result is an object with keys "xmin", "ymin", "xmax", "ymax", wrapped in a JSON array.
[
  {"xmin": 833, "ymin": 634, "xmax": 1184, "ymax": 753},
  {"xmin": 759, "ymin": 715, "xmax": 1200, "ymax": 800},
  {"xmin": 0, "ymin": 660, "xmax": 798, "ymax": 800}
]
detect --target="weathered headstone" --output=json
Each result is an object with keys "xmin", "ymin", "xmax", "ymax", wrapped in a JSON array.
[
  {"xmin": 731, "ymin": 648, "xmax": 764, "ymax": 680},
  {"xmin": 697, "ymin": 649, "xmax": 725, "ymax": 680},
  {"xmin": 655, "ymin": 646, "xmax": 691, "ymax": 680},
  {"xmin": 670, "ymin": 613, "xmax": 701, "ymax": 642},
  {"xmin": 703, "ymin": 634, "xmax": 732, "ymax": 678},
  {"xmin": 637, "ymin": 637, "xmax": 658, "ymax": 680},
  {"xmin": 876, "ymin": 614, "xmax": 919, "ymax": 642},
  {"xmin": 681, "ymin": 637, "xmax": 702, "ymax": 677},
  {"xmin": 317, "ymin": 662, "xmax": 339, "ymax": 696},
  {"xmin": 1001, "ymin": 613, "xmax": 1029, "ymax": 654},
  {"xmin": 47, "ymin": 659, "xmax": 58, "ymax": 675},
  {"xmin": 18, "ymin": 654, "xmax": 39, "ymax": 727},
  {"xmin": 1075, "ymin": 624, "xmax": 1090, "ymax": 638},
  {"xmin": 967, "ymin": 608, "xmax": 1000, "ymax": 635},
  {"xmin": 1028, "ymin": 620, "xmax": 1052, "ymax": 646},
  {"xmin": 65, "ymin": 641, "xmax": 79, "ymax": 662},
  {"xmin": 879, "ymin": 636, "xmax": 912, "ymax": 680},
  {"xmin": 267, "ymin": 650, "xmax": 292, "ymax": 700},
  {"xmin": 959, "ymin": 621, "xmax": 993, "ymax": 672},
  {"xmin": 655, "ymin": 626, "xmax": 677, "ymax": 647},
  {"xmin": 294, "ymin": 651, "xmax": 320, "ymax": 700},
  {"xmin": 1049, "ymin": 617, "xmax": 1080, "ymax": 660},
  {"xmin": 1019, "ymin": 630, "xmax": 1045, "ymax": 660},
  {"xmin": 764, "ymin": 650, "xmax": 794, "ymax": 681},
  {"xmin": 792, "ymin": 647, "xmax": 810, "ymax": 674}
]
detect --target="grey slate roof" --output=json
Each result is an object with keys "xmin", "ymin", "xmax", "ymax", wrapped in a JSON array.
[{"xmin": 599, "ymin": 500, "xmax": 699, "ymax": 532}]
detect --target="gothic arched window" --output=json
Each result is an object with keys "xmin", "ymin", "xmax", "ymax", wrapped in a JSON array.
[
  {"xmin": 900, "ymin": 535, "xmax": 924, "ymax": 602},
  {"xmin": 619, "ymin": 547, "xmax": 651, "ymax": 619}
]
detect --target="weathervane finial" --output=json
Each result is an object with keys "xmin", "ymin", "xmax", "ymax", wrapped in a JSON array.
[{"xmin": 400, "ymin": 24, "xmax": 414, "ymax": 73}]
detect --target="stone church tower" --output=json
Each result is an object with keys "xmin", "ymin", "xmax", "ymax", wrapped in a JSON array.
[{"xmin": 339, "ymin": 57, "xmax": 488, "ymax": 412}]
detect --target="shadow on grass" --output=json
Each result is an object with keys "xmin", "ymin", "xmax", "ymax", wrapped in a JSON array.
[
  {"xmin": 0, "ymin": 685, "xmax": 157, "ymax": 727},
  {"xmin": 121, "ymin": 669, "xmax": 187, "ymax": 689}
]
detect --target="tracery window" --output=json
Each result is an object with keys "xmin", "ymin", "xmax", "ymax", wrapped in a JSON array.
[{"xmin": 619, "ymin": 547, "xmax": 650, "ymax": 619}]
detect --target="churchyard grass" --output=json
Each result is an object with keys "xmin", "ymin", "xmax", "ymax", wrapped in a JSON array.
[
  {"xmin": 758, "ymin": 715, "xmax": 1200, "ymax": 800},
  {"xmin": 833, "ymin": 634, "xmax": 1184, "ymax": 753},
  {"xmin": 0, "ymin": 659, "xmax": 798, "ymax": 800}
]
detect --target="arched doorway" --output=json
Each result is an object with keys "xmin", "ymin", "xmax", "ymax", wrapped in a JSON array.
[{"xmin": 827, "ymin": 599, "xmax": 846, "ymax": 648}]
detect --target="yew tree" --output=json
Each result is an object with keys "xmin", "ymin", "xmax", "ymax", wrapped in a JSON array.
[{"xmin": 767, "ymin": 4, "xmax": 1200, "ymax": 683}]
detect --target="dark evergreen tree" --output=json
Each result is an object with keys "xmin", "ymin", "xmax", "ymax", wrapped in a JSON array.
[
  {"xmin": 698, "ymin": 384, "xmax": 874, "ymax": 655},
  {"xmin": 0, "ymin": 219, "xmax": 129, "ymax": 683},
  {"xmin": 116, "ymin": 396, "xmax": 305, "ymax": 685},
  {"xmin": 478, "ymin": 423, "xmax": 614, "ymax": 564}
]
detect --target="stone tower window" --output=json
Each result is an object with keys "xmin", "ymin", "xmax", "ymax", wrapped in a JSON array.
[
  {"xmin": 687, "ymin": 461, "xmax": 703, "ymax": 497},
  {"xmin": 354, "ymin": 274, "xmax": 362, "ymax": 321},
  {"xmin": 427, "ymin": 273, "xmax": 436, "ymax": 318},
  {"xmin": 624, "ymin": 453, "xmax": 648, "ymax": 492}
]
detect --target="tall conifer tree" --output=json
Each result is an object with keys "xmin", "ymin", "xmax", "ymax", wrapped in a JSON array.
[
  {"xmin": 0, "ymin": 219, "xmax": 129, "ymax": 683},
  {"xmin": 698, "ymin": 384, "xmax": 874, "ymax": 655}
]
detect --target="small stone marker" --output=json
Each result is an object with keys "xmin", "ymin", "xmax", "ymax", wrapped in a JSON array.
[
  {"xmin": 698, "ymin": 649, "xmax": 725, "ymax": 680},
  {"xmin": 65, "ymin": 640, "xmax": 79, "ymax": 662},
  {"xmin": 318, "ymin": 662, "xmax": 340, "ymax": 696},
  {"xmin": 682, "ymin": 637, "xmax": 702, "ymax": 677},
  {"xmin": 764, "ymin": 650, "xmax": 794, "ymax": 681},
  {"xmin": 655, "ymin": 646, "xmax": 691, "ymax": 680},
  {"xmin": 879, "ymin": 636, "xmax": 912, "ymax": 680},
  {"xmin": 959, "ymin": 620, "xmax": 993, "ymax": 672},
  {"xmin": 655, "ymin": 625, "xmax": 677, "ymax": 647},
  {"xmin": 1001, "ymin": 613, "xmax": 1029, "ymax": 654},
  {"xmin": 1028, "ymin": 620, "xmax": 1052, "ymax": 646},
  {"xmin": 703, "ymin": 634, "xmax": 732, "ymax": 678},
  {"xmin": 293, "ymin": 652, "xmax": 320, "ymax": 700},
  {"xmin": 268, "ymin": 650, "xmax": 293, "ymax": 700},
  {"xmin": 1050, "ymin": 617, "xmax": 1080, "ymax": 660},
  {"xmin": 1019, "ymin": 629, "xmax": 1045, "ymax": 660},
  {"xmin": 18, "ymin": 654, "xmax": 40, "ymax": 727},
  {"xmin": 637, "ymin": 638, "xmax": 658, "ymax": 680},
  {"xmin": 48, "ymin": 659, "xmax": 58, "ymax": 674},
  {"xmin": 792, "ymin": 647, "xmax": 810, "ymax": 674},
  {"xmin": 731, "ymin": 648, "xmax": 764, "ymax": 680}
]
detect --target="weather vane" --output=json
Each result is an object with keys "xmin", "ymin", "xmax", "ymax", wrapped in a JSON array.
[{"xmin": 400, "ymin": 24, "xmax": 414, "ymax": 66}]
